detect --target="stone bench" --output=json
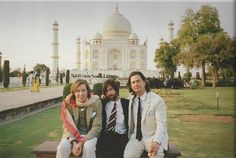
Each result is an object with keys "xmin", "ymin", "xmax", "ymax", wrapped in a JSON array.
[{"xmin": 32, "ymin": 141, "xmax": 181, "ymax": 158}]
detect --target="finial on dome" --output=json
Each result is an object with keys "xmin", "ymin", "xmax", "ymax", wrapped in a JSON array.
[{"xmin": 53, "ymin": 20, "xmax": 58, "ymax": 25}]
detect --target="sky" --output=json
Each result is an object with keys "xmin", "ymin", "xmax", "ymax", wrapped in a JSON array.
[{"xmin": 0, "ymin": 0, "xmax": 235, "ymax": 72}]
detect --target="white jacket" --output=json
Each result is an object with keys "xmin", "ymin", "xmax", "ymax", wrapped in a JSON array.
[{"xmin": 128, "ymin": 91, "xmax": 168, "ymax": 150}]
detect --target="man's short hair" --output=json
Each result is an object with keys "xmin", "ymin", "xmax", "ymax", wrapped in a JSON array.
[
  {"xmin": 102, "ymin": 79, "xmax": 119, "ymax": 96},
  {"xmin": 127, "ymin": 71, "xmax": 150, "ymax": 94}
]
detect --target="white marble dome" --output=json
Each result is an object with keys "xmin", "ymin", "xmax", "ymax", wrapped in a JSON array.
[
  {"xmin": 93, "ymin": 32, "xmax": 103, "ymax": 39},
  {"xmin": 129, "ymin": 32, "xmax": 139, "ymax": 40},
  {"xmin": 102, "ymin": 9, "xmax": 132, "ymax": 39}
]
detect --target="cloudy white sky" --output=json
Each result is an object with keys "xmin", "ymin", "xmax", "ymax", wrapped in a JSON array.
[{"xmin": 0, "ymin": 0, "xmax": 235, "ymax": 72}]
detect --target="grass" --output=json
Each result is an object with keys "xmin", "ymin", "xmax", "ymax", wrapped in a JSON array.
[{"xmin": 0, "ymin": 87, "xmax": 235, "ymax": 158}]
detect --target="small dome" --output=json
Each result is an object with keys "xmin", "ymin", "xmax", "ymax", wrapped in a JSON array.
[
  {"xmin": 93, "ymin": 32, "xmax": 103, "ymax": 39},
  {"xmin": 168, "ymin": 20, "xmax": 174, "ymax": 26},
  {"xmin": 129, "ymin": 33, "xmax": 139, "ymax": 40},
  {"xmin": 102, "ymin": 9, "xmax": 132, "ymax": 39}
]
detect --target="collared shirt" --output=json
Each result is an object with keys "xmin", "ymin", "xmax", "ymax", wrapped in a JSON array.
[
  {"xmin": 105, "ymin": 99, "xmax": 126, "ymax": 134},
  {"xmin": 133, "ymin": 92, "xmax": 147, "ymax": 134}
]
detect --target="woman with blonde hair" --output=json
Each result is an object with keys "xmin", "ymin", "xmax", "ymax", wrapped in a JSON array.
[{"xmin": 56, "ymin": 79, "xmax": 102, "ymax": 158}]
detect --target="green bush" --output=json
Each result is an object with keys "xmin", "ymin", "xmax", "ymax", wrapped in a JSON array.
[
  {"xmin": 0, "ymin": 60, "xmax": 2, "ymax": 83},
  {"xmin": 66, "ymin": 69, "xmax": 70, "ymax": 84},
  {"xmin": 106, "ymin": 75, "xmax": 117, "ymax": 80},
  {"xmin": 93, "ymin": 83, "xmax": 103, "ymax": 97},
  {"xmin": 3, "ymin": 60, "xmax": 10, "ymax": 89},
  {"xmin": 166, "ymin": 78, "xmax": 184, "ymax": 89},
  {"xmin": 22, "ymin": 67, "xmax": 27, "ymax": 87},
  {"xmin": 115, "ymin": 80, "xmax": 120, "ymax": 88},
  {"xmin": 216, "ymin": 79, "xmax": 235, "ymax": 87},
  {"xmin": 190, "ymin": 79, "xmax": 198, "ymax": 89},
  {"xmin": 147, "ymin": 77, "xmax": 165, "ymax": 88},
  {"xmin": 60, "ymin": 73, "xmax": 63, "ymax": 84},
  {"xmin": 56, "ymin": 68, "xmax": 59, "ymax": 83},
  {"xmin": 45, "ymin": 69, "xmax": 49, "ymax": 86},
  {"xmin": 205, "ymin": 81, "xmax": 213, "ymax": 87},
  {"xmin": 0, "ymin": 66, "xmax": 2, "ymax": 83},
  {"xmin": 183, "ymin": 71, "xmax": 192, "ymax": 83},
  {"xmin": 63, "ymin": 83, "xmax": 72, "ymax": 99}
]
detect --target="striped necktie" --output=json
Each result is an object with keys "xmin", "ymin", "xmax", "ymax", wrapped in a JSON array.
[{"xmin": 107, "ymin": 102, "xmax": 117, "ymax": 132}]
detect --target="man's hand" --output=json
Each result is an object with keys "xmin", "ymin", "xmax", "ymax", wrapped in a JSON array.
[
  {"xmin": 148, "ymin": 141, "xmax": 160, "ymax": 157},
  {"xmin": 72, "ymin": 141, "xmax": 82, "ymax": 157}
]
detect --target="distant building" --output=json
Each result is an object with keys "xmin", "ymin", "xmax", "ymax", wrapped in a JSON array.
[{"xmin": 79, "ymin": 6, "xmax": 148, "ymax": 78}]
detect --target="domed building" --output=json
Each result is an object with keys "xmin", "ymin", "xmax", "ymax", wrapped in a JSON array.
[{"xmin": 80, "ymin": 6, "xmax": 147, "ymax": 77}]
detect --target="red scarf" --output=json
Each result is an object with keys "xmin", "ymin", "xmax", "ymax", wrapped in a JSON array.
[{"xmin": 61, "ymin": 99, "xmax": 85, "ymax": 142}]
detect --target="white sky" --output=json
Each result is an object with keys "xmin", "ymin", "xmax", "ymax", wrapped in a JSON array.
[{"xmin": 0, "ymin": 0, "xmax": 235, "ymax": 72}]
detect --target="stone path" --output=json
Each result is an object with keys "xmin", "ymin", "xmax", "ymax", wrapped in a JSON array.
[{"xmin": 0, "ymin": 86, "xmax": 64, "ymax": 112}]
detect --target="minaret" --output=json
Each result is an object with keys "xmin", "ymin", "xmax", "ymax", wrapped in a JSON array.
[
  {"xmin": 76, "ymin": 36, "xmax": 81, "ymax": 74},
  {"xmin": 51, "ymin": 21, "xmax": 59, "ymax": 78},
  {"xmin": 116, "ymin": 3, "xmax": 118, "ymax": 13},
  {"xmin": 168, "ymin": 20, "xmax": 174, "ymax": 42}
]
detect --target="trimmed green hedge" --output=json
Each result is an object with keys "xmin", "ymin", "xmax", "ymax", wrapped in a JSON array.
[
  {"xmin": 147, "ymin": 77, "xmax": 165, "ymax": 88},
  {"xmin": 63, "ymin": 83, "xmax": 72, "ymax": 99},
  {"xmin": 93, "ymin": 83, "xmax": 103, "ymax": 97},
  {"xmin": 166, "ymin": 78, "xmax": 184, "ymax": 89}
]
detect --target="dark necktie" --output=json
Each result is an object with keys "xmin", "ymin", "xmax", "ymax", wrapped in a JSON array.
[
  {"xmin": 107, "ymin": 102, "xmax": 117, "ymax": 132},
  {"xmin": 136, "ymin": 97, "xmax": 143, "ymax": 141}
]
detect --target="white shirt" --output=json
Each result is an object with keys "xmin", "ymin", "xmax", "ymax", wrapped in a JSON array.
[
  {"xmin": 105, "ymin": 99, "xmax": 126, "ymax": 134},
  {"xmin": 132, "ymin": 92, "xmax": 147, "ymax": 134}
]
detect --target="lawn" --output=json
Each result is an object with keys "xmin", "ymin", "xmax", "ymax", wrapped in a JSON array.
[{"xmin": 0, "ymin": 87, "xmax": 235, "ymax": 158}]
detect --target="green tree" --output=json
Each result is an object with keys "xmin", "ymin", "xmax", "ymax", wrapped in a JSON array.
[
  {"xmin": 228, "ymin": 37, "xmax": 236, "ymax": 81},
  {"xmin": 178, "ymin": 71, "xmax": 181, "ymax": 79},
  {"xmin": 45, "ymin": 69, "xmax": 50, "ymax": 86},
  {"xmin": 22, "ymin": 66, "xmax": 27, "ymax": 87},
  {"xmin": 183, "ymin": 70, "xmax": 192, "ymax": 83},
  {"xmin": 154, "ymin": 39, "xmax": 180, "ymax": 78},
  {"xmin": 56, "ymin": 67, "xmax": 59, "ymax": 83},
  {"xmin": 10, "ymin": 68, "xmax": 21, "ymax": 77},
  {"xmin": 0, "ymin": 62, "xmax": 2, "ymax": 83},
  {"xmin": 66, "ymin": 69, "xmax": 70, "ymax": 84},
  {"xmin": 197, "ymin": 32, "xmax": 235, "ymax": 87},
  {"xmin": 33, "ymin": 63, "xmax": 50, "ymax": 76},
  {"xmin": 178, "ymin": 5, "xmax": 222, "ymax": 86},
  {"xmin": 60, "ymin": 73, "xmax": 63, "ymax": 85},
  {"xmin": 3, "ymin": 60, "xmax": 10, "ymax": 89}
]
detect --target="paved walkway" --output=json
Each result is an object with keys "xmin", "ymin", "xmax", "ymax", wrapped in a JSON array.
[{"xmin": 0, "ymin": 86, "xmax": 64, "ymax": 112}]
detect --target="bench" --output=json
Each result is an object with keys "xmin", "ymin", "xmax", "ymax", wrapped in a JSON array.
[{"xmin": 32, "ymin": 141, "xmax": 181, "ymax": 158}]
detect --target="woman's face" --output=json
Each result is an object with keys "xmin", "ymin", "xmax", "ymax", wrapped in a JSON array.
[{"xmin": 75, "ymin": 84, "xmax": 88, "ymax": 103}]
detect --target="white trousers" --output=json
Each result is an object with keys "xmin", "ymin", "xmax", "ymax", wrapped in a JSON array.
[
  {"xmin": 56, "ymin": 137, "xmax": 97, "ymax": 158},
  {"xmin": 124, "ymin": 135, "xmax": 164, "ymax": 158}
]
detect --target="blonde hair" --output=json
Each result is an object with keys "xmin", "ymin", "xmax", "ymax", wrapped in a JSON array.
[{"xmin": 70, "ymin": 79, "xmax": 91, "ymax": 98}]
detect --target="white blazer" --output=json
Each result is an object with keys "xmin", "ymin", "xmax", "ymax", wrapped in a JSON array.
[{"xmin": 128, "ymin": 91, "xmax": 168, "ymax": 151}]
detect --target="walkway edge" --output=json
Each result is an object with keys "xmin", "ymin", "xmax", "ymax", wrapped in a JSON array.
[{"xmin": 0, "ymin": 97, "xmax": 62, "ymax": 126}]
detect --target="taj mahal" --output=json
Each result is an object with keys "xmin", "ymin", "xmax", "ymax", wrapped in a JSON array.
[{"xmin": 50, "ymin": 5, "xmax": 197, "ymax": 79}]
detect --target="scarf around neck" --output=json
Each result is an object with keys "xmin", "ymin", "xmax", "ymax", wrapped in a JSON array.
[{"xmin": 61, "ymin": 94, "xmax": 99, "ymax": 142}]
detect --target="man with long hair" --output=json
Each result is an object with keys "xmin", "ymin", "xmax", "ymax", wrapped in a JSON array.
[{"xmin": 124, "ymin": 71, "xmax": 168, "ymax": 158}]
